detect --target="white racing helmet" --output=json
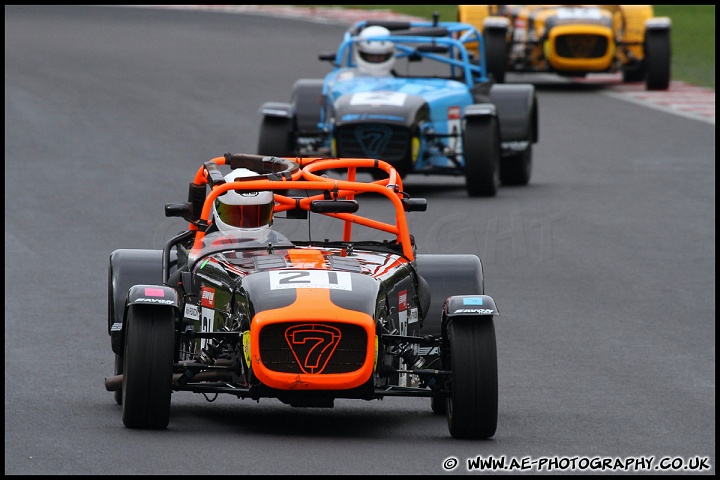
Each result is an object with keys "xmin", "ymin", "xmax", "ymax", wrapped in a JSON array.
[
  {"xmin": 354, "ymin": 26, "xmax": 395, "ymax": 76},
  {"xmin": 212, "ymin": 168, "xmax": 274, "ymax": 233}
]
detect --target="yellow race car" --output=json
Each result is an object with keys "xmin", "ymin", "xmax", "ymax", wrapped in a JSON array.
[{"xmin": 458, "ymin": 5, "xmax": 671, "ymax": 90}]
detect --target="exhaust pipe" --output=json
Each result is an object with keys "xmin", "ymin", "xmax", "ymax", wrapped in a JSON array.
[{"xmin": 104, "ymin": 371, "xmax": 233, "ymax": 392}]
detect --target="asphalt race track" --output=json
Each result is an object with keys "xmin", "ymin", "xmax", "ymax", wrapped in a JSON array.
[{"xmin": 4, "ymin": 5, "xmax": 715, "ymax": 475}]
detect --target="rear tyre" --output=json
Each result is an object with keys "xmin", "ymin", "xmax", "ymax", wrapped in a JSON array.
[
  {"xmin": 483, "ymin": 28, "xmax": 508, "ymax": 84},
  {"xmin": 557, "ymin": 72, "xmax": 587, "ymax": 78},
  {"xmin": 645, "ymin": 29, "xmax": 671, "ymax": 91},
  {"xmin": 114, "ymin": 354, "xmax": 123, "ymax": 405},
  {"xmin": 500, "ymin": 146, "xmax": 532, "ymax": 186},
  {"xmin": 122, "ymin": 304, "xmax": 174, "ymax": 429},
  {"xmin": 431, "ymin": 396, "xmax": 447, "ymax": 415},
  {"xmin": 463, "ymin": 116, "xmax": 500, "ymax": 197},
  {"xmin": 258, "ymin": 116, "xmax": 294, "ymax": 157},
  {"xmin": 446, "ymin": 318, "xmax": 498, "ymax": 439},
  {"xmin": 108, "ymin": 261, "xmax": 123, "ymax": 406},
  {"xmin": 370, "ymin": 165, "xmax": 409, "ymax": 182},
  {"xmin": 622, "ymin": 63, "xmax": 645, "ymax": 83}
]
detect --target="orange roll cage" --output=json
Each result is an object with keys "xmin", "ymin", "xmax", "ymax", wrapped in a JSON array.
[{"xmin": 187, "ymin": 157, "xmax": 416, "ymax": 261}]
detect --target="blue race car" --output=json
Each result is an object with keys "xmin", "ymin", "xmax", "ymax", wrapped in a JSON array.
[{"xmin": 258, "ymin": 17, "xmax": 539, "ymax": 197}]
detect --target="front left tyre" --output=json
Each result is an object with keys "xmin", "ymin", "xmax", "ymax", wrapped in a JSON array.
[
  {"xmin": 483, "ymin": 27, "xmax": 509, "ymax": 84},
  {"xmin": 445, "ymin": 317, "xmax": 498, "ymax": 439},
  {"xmin": 644, "ymin": 28, "xmax": 671, "ymax": 91},
  {"xmin": 122, "ymin": 304, "xmax": 174, "ymax": 429}
]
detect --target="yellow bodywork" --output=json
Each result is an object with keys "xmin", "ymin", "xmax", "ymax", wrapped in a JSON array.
[{"xmin": 457, "ymin": 5, "xmax": 657, "ymax": 74}]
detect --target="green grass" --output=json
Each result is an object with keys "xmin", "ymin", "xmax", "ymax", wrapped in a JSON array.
[
  {"xmin": 654, "ymin": 5, "xmax": 714, "ymax": 88},
  {"xmin": 313, "ymin": 5, "xmax": 715, "ymax": 89}
]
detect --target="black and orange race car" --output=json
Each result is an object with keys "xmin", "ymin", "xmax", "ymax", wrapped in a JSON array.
[
  {"xmin": 105, "ymin": 154, "xmax": 499, "ymax": 439},
  {"xmin": 458, "ymin": 5, "xmax": 671, "ymax": 90}
]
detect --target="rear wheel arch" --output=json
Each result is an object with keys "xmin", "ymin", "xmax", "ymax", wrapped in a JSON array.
[{"xmin": 414, "ymin": 254, "xmax": 484, "ymax": 337}]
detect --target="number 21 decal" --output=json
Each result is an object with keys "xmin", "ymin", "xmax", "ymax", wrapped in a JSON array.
[{"xmin": 269, "ymin": 270, "xmax": 352, "ymax": 291}]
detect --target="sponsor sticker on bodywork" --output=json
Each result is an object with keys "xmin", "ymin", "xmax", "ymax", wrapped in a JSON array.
[
  {"xmin": 201, "ymin": 286, "xmax": 215, "ymax": 308},
  {"xmin": 409, "ymin": 307, "xmax": 419, "ymax": 324},
  {"xmin": 398, "ymin": 289, "xmax": 408, "ymax": 311},
  {"xmin": 454, "ymin": 308, "xmax": 495, "ymax": 315},
  {"xmin": 184, "ymin": 303, "xmax": 200, "ymax": 320},
  {"xmin": 136, "ymin": 298, "xmax": 174, "ymax": 304}
]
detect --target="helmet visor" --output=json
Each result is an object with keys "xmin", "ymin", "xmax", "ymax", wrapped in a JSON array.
[
  {"xmin": 359, "ymin": 51, "xmax": 393, "ymax": 64},
  {"xmin": 215, "ymin": 200, "xmax": 273, "ymax": 229}
]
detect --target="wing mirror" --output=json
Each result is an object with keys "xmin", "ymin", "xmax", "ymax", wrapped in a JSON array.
[
  {"xmin": 310, "ymin": 200, "xmax": 359, "ymax": 213},
  {"xmin": 402, "ymin": 198, "xmax": 427, "ymax": 212},
  {"xmin": 165, "ymin": 202, "xmax": 195, "ymax": 222}
]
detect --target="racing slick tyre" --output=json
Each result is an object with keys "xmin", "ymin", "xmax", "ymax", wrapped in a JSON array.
[
  {"xmin": 122, "ymin": 304, "xmax": 174, "ymax": 429},
  {"xmin": 622, "ymin": 63, "xmax": 645, "ymax": 83},
  {"xmin": 114, "ymin": 354, "xmax": 123, "ymax": 405},
  {"xmin": 557, "ymin": 72, "xmax": 587, "ymax": 78},
  {"xmin": 431, "ymin": 396, "xmax": 447, "ymax": 415},
  {"xmin": 370, "ymin": 164, "xmax": 409, "ymax": 182},
  {"xmin": 500, "ymin": 146, "xmax": 532, "ymax": 186},
  {"xmin": 483, "ymin": 27, "xmax": 508, "ymax": 84},
  {"xmin": 644, "ymin": 29, "xmax": 671, "ymax": 91},
  {"xmin": 446, "ymin": 317, "xmax": 498, "ymax": 439},
  {"xmin": 108, "ymin": 260, "xmax": 123, "ymax": 405},
  {"xmin": 258, "ymin": 116, "xmax": 294, "ymax": 157},
  {"xmin": 291, "ymin": 78, "xmax": 324, "ymax": 135},
  {"xmin": 463, "ymin": 116, "xmax": 500, "ymax": 197}
]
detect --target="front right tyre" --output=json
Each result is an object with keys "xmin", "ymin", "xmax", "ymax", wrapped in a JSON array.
[
  {"xmin": 257, "ymin": 115, "xmax": 294, "ymax": 157},
  {"xmin": 122, "ymin": 304, "xmax": 174, "ymax": 429}
]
